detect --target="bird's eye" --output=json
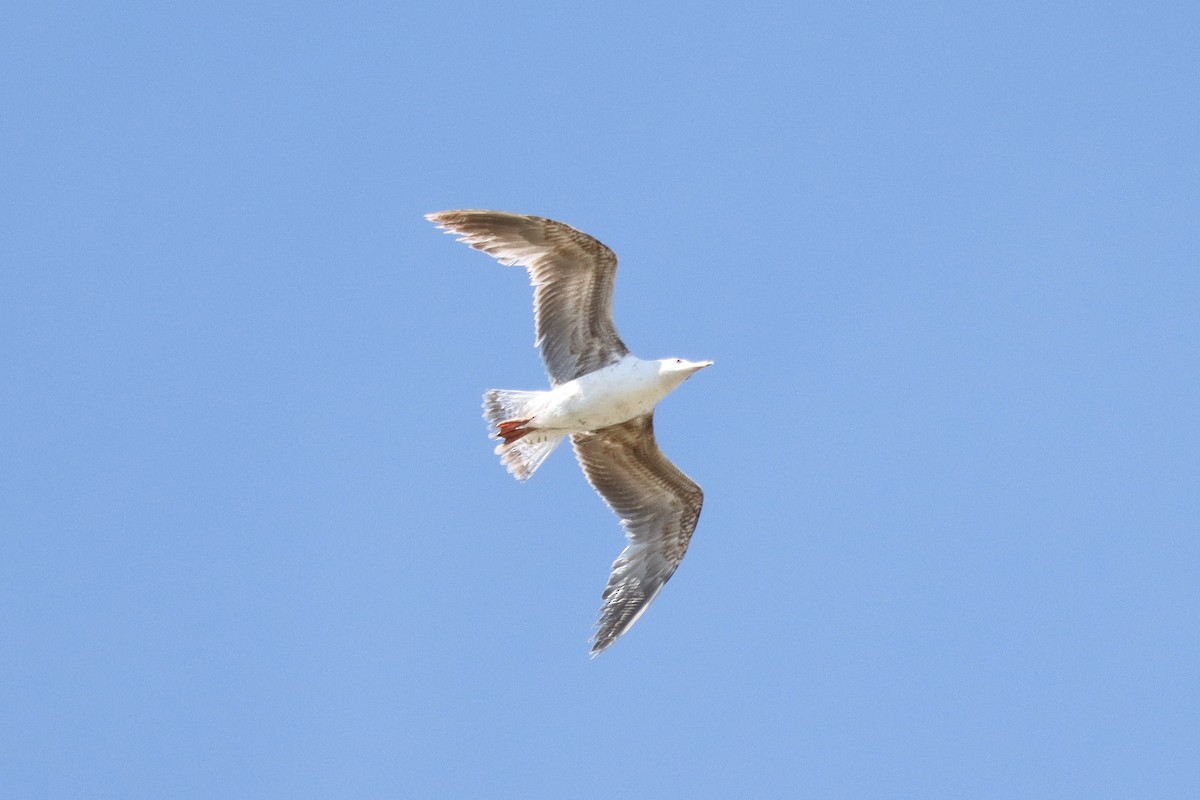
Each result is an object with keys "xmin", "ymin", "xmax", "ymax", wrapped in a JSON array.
[{"xmin": 675, "ymin": 359, "xmax": 682, "ymax": 364}]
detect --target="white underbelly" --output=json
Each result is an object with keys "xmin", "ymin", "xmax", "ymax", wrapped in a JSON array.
[{"xmin": 534, "ymin": 361, "xmax": 666, "ymax": 432}]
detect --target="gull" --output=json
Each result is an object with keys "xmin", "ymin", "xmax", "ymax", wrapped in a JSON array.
[{"xmin": 426, "ymin": 210, "xmax": 712, "ymax": 655}]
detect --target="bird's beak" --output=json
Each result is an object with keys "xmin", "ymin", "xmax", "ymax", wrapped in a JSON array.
[{"xmin": 691, "ymin": 360, "xmax": 714, "ymax": 372}]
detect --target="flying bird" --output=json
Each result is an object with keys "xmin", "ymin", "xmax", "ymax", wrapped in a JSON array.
[{"xmin": 426, "ymin": 210, "xmax": 712, "ymax": 655}]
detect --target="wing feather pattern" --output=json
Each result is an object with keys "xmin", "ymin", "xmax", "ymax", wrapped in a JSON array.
[
  {"xmin": 571, "ymin": 414, "xmax": 704, "ymax": 655},
  {"xmin": 426, "ymin": 210, "xmax": 629, "ymax": 385}
]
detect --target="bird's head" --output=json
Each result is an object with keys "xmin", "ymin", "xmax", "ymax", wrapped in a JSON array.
[{"xmin": 658, "ymin": 358, "xmax": 714, "ymax": 384}]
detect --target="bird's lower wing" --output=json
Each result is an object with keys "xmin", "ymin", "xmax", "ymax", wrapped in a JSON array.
[{"xmin": 571, "ymin": 414, "xmax": 704, "ymax": 655}]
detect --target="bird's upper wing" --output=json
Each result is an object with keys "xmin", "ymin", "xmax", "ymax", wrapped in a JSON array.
[
  {"xmin": 426, "ymin": 210, "xmax": 630, "ymax": 385},
  {"xmin": 571, "ymin": 413, "xmax": 704, "ymax": 655}
]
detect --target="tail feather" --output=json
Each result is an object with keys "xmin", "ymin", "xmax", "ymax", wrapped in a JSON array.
[{"xmin": 482, "ymin": 389, "xmax": 563, "ymax": 481}]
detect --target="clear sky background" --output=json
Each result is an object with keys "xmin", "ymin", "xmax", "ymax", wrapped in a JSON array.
[{"xmin": 3, "ymin": 2, "xmax": 1198, "ymax": 798}]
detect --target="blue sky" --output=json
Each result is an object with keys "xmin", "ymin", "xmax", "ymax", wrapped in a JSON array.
[{"xmin": 3, "ymin": 1, "xmax": 1198, "ymax": 797}]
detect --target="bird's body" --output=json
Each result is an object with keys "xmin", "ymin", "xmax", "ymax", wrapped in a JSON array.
[
  {"xmin": 511, "ymin": 356, "xmax": 702, "ymax": 434},
  {"xmin": 426, "ymin": 209, "xmax": 711, "ymax": 655}
]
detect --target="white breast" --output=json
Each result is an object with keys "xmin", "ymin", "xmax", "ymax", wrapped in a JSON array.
[{"xmin": 536, "ymin": 357, "xmax": 672, "ymax": 433}]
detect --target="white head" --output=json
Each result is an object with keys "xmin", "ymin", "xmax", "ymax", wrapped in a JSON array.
[{"xmin": 657, "ymin": 357, "xmax": 714, "ymax": 387}]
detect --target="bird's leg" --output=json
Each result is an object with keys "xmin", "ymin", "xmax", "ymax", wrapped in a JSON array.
[{"xmin": 496, "ymin": 418, "xmax": 533, "ymax": 445}]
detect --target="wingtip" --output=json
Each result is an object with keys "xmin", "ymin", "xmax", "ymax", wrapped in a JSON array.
[
  {"xmin": 425, "ymin": 209, "xmax": 495, "ymax": 233},
  {"xmin": 588, "ymin": 614, "xmax": 627, "ymax": 657}
]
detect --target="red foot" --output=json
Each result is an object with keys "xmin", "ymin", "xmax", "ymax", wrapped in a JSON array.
[{"xmin": 497, "ymin": 418, "xmax": 532, "ymax": 445}]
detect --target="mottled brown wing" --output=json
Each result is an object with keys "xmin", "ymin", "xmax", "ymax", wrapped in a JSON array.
[
  {"xmin": 427, "ymin": 210, "xmax": 630, "ymax": 385},
  {"xmin": 571, "ymin": 414, "xmax": 704, "ymax": 655}
]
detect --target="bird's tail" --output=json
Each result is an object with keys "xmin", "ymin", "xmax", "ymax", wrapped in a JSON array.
[{"xmin": 483, "ymin": 389, "xmax": 563, "ymax": 481}]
